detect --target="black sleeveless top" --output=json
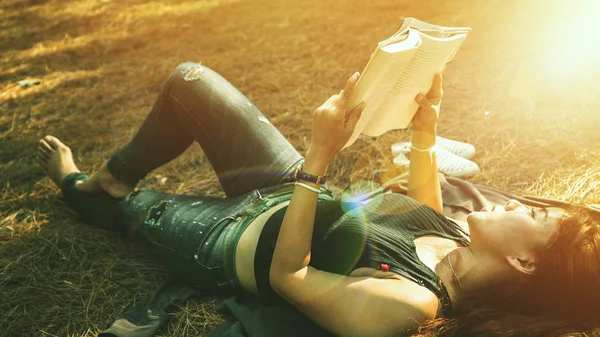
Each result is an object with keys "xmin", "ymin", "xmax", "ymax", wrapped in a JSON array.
[{"xmin": 254, "ymin": 192, "xmax": 470, "ymax": 317}]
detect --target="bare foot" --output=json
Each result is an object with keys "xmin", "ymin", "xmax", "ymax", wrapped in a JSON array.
[
  {"xmin": 36, "ymin": 135, "xmax": 81, "ymax": 187},
  {"xmin": 75, "ymin": 160, "xmax": 133, "ymax": 199}
]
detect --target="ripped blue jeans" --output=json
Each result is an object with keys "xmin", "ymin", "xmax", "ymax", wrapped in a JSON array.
[
  {"xmin": 61, "ymin": 173, "xmax": 333, "ymax": 295},
  {"xmin": 106, "ymin": 62, "xmax": 304, "ymax": 195},
  {"xmin": 60, "ymin": 63, "xmax": 334, "ymax": 295}
]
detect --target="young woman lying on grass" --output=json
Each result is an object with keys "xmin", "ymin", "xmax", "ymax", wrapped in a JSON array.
[{"xmin": 37, "ymin": 63, "xmax": 599, "ymax": 337}]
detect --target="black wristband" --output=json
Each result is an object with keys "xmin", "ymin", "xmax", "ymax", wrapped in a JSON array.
[{"xmin": 294, "ymin": 164, "xmax": 326, "ymax": 184}]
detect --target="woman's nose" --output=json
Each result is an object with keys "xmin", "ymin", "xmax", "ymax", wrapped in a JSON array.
[
  {"xmin": 504, "ymin": 199, "xmax": 523, "ymax": 211},
  {"xmin": 481, "ymin": 204, "xmax": 506, "ymax": 212},
  {"xmin": 492, "ymin": 205, "xmax": 506, "ymax": 212},
  {"xmin": 504, "ymin": 199, "xmax": 533, "ymax": 214}
]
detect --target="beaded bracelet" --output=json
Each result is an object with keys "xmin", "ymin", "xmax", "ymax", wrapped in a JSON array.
[
  {"xmin": 295, "ymin": 181, "xmax": 321, "ymax": 193},
  {"xmin": 410, "ymin": 144, "xmax": 435, "ymax": 152}
]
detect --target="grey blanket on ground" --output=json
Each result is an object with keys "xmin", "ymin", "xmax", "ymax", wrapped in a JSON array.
[{"xmin": 99, "ymin": 174, "xmax": 599, "ymax": 337}]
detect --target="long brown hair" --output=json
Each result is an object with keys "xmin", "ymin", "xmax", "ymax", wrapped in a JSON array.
[{"xmin": 413, "ymin": 207, "xmax": 600, "ymax": 337}]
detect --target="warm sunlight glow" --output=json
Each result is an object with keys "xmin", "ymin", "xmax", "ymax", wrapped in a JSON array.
[
  {"xmin": 538, "ymin": 1, "xmax": 600, "ymax": 90},
  {"xmin": 508, "ymin": 0, "xmax": 600, "ymax": 98},
  {"xmin": 543, "ymin": 40, "xmax": 592, "ymax": 81}
]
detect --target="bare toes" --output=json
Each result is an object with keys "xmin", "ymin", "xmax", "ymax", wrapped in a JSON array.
[
  {"xmin": 36, "ymin": 155, "xmax": 48, "ymax": 168},
  {"xmin": 45, "ymin": 135, "xmax": 67, "ymax": 150},
  {"xmin": 37, "ymin": 143, "xmax": 51, "ymax": 156},
  {"xmin": 39, "ymin": 139, "xmax": 53, "ymax": 154},
  {"xmin": 38, "ymin": 152, "xmax": 50, "ymax": 162},
  {"xmin": 38, "ymin": 150, "xmax": 51, "ymax": 162}
]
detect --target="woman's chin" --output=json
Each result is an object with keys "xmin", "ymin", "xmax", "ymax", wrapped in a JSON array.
[
  {"xmin": 466, "ymin": 212, "xmax": 474, "ymax": 224},
  {"xmin": 466, "ymin": 212, "xmax": 482, "ymax": 227}
]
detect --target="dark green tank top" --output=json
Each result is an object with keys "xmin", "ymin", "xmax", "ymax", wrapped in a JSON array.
[{"xmin": 254, "ymin": 192, "xmax": 470, "ymax": 316}]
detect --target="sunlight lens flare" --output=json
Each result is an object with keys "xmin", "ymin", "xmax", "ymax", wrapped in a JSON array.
[
  {"xmin": 542, "ymin": 27, "xmax": 599, "ymax": 83},
  {"xmin": 340, "ymin": 180, "xmax": 383, "ymax": 213},
  {"xmin": 539, "ymin": 1, "xmax": 600, "ymax": 89}
]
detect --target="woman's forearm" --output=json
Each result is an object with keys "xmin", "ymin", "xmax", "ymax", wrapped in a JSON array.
[
  {"xmin": 407, "ymin": 126, "xmax": 443, "ymax": 212},
  {"xmin": 269, "ymin": 151, "xmax": 329, "ymax": 284},
  {"xmin": 268, "ymin": 71, "xmax": 364, "ymax": 286}
]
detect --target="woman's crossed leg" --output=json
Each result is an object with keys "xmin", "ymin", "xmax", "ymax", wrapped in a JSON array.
[
  {"xmin": 74, "ymin": 62, "xmax": 303, "ymax": 198},
  {"xmin": 36, "ymin": 63, "xmax": 306, "ymax": 293}
]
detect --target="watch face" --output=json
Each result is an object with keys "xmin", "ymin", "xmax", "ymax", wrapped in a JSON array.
[{"xmin": 295, "ymin": 164, "xmax": 302, "ymax": 180}]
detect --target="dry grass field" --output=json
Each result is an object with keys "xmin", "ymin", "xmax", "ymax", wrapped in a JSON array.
[{"xmin": 1, "ymin": 0, "xmax": 599, "ymax": 336}]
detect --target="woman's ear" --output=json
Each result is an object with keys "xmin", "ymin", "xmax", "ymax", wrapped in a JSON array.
[{"xmin": 506, "ymin": 256, "xmax": 536, "ymax": 275}]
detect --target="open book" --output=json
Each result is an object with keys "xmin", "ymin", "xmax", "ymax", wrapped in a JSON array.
[{"xmin": 343, "ymin": 18, "xmax": 471, "ymax": 149}]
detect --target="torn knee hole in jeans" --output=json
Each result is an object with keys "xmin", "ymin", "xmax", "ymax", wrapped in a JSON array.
[
  {"xmin": 181, "ymin": 64, "xmax": 204, "ymax": 82},
  {"xmin": 257, "ymin": 116, "xmax": 271, "ymax": 124},
  {"xmin": 144, "ymin": 201, "xmax": 168, "ymax": 227}
]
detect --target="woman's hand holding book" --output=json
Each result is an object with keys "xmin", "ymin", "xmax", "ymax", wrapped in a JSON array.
[
  {"xmin": 411, "ymin": 73, "xmax": 443, "ymax": 133},
  {"xmin": 306, "ymin": 72, "xmax": 367, "ymax": 164},
  {"xmin": 407, "ymin": 73, "xmax": 444, "ymax": 212}
]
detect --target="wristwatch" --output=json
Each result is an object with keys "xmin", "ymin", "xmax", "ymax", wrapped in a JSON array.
[{"xmin": 294, "ymin": 163, "xmax": 327, "ymax": 185}]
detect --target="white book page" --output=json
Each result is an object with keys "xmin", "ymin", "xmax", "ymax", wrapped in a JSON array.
[
  {"xmin": 349, "ymin": 52, "xmax": 392, "ymax": 115},
  {"xmin": 402, "ymin": 17, "xmax": 471, "ymax": 34},
  {"xmin": 343, "ymin": 30, "xmax": 421, "ymax": 149},
  {"xmin": 349, "ymin": 30, "xmax": 417, "ymax": 113},
  {"xmin": 362, "ymin": 31, "xmax": 467, "ymax": 137},
  {"xmin": 380, "ymin": 17, "xmax": 470, "ymax": 47}
]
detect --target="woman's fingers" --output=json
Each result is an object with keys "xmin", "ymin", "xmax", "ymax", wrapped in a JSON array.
[
  {"xmin": 345, "ymin": 101, "xmax": 366, "ymax": 129},
  {"xmin": 426, "ymin": 73, "xmax": 443, "ymax": 99},
  {"xmin": 322, "ymin": 93, "xmax": 338, "ymax": 107},
  {"xmin": 415, "ymin": 94, "xmax": 434, "ymax": 113},
  {"xmin": 318, "ymin": 71, "xmax": 362, "ymax": 124},
  {"xmin": 340, "ymin": 72, "xmax": 360, "ymax": 101},
  {"xmin": 414, "ymin": 94, "xmax": 439, "ymax": 125},
  {"xmin": 411, "ymin": 73, "xmax": 443, "ymax": 129}
]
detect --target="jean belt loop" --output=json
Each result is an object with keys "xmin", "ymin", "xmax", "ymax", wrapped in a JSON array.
[{"xmin": 256, "ymin": 189, "xmax": 264, "ymax": 201}]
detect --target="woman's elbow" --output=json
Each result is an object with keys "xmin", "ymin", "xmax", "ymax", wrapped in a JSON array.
[{"xmin": 269, "ymin": 264, "xmax": 303, "ymax": 294}]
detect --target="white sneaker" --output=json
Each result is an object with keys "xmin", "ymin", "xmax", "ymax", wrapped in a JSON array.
[
  {"xmin": 436, "ymin": 136, "xmax": 476, "ymax": 159},
  {"xmin": 391, "ymin": 142, "xmax": 479, "ymax": 177},
  {"xmin": 392, "ymin": 152, "xmax": 411, "ymax": 168},
  {"xmin": 392, "ymin": 137, "xmax": 476, "ymax": 159},
  {"xmin": 434, "ymin": 145, "xmax": 479, "ymax": 177}
]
